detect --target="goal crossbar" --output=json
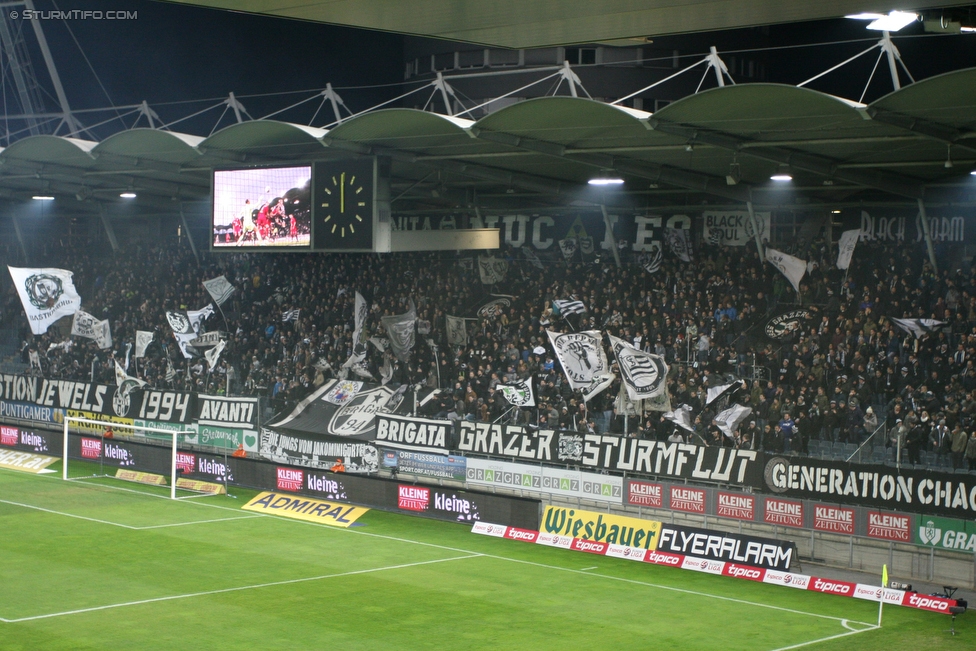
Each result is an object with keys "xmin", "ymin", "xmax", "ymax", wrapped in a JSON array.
[{"xmin": 62, "ymin": 415, "xmax": 195, "ymax": 500}]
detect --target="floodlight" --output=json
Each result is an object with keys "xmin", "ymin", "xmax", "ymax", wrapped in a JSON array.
[
  {"xmin": 588, "ymin": 177, "xmax": 624, "ymax": 186},
  {"xmin": 970, "ymin": 169, "xmax": 976, "ymax": 176},
  {"xmin": 32, "ymin": 195, "xmax": 54, "ymax": 201},
  {"xmin": 770, "ymin": 172, "xmax": 792, "ymax": 182},
  {"xmin": 846, "ymin": 11, "xmax": 918, "ymax": 31},
  {"xmin": 120, "ymin": 192, "xmax": 137, "ymax": 199}
]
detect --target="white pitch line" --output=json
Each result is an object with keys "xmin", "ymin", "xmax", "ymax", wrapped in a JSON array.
[
  {"xmin": 0, "ymin": 499, "xmax": 138, "ymax": 530},
  {"xmin": 580, "ymin": 566, "xmax": 598, "ymax": 571},
  {"xmin": 134, "ymin": 515, "xmax": 263, "ymax": 530},
  {"xmin": 2, "ymin": 554, "xmax": 482, "ymax": 623},
  {"xmin": 766, "ymin": 625, "xmax": 880, "ymax": 651},
  {"xmin": 0, "ymin": 498, "xmax": 262, "ymax": 531},
  {"xmin": 0, "ymin": 471, "xmax": 884, "ymax": 629}
]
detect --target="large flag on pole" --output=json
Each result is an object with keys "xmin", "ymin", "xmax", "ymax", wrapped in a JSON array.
[
  {"xmin": 135, "ymin": 330, "xmax": 154, "ymax": 358},
  {"xmin": 202, "ymin": 275, "xmax": 236, "ymax": 306},
  {"xmin": 114, "ymin": 360, "xmax": 147, "ymax": 390},
  {"xmin": 714, "ymin": 404, "xmax": 752, "ymax": 439},
  {"xmin": 890, "ymin": 318, "xmax": 945, "ymax": 338},
  {"xmin": 608, "ymin": 334, "xmax": 668, "ymax": 401},
  {"xmin": 7, "ymin": 266, "xmax": 82, "ymax": 335},
  {"xmin": 836, "ymin": 229, "xmax": 861, "ymax": 270},
  {"xmin": 478, "ymin": 256, "xmax": 508, "ymax": 284},
  {"xmin": 204, "ymin": 339, "xmax": 226, "ymax": 372},
  {"xmin": 546, "ymin": 329, "xmax": 610, "ymax": 391},
  {"xmin": 445, "ymin": 314, "xmax": 468, "ymax": 346},
  {"xmin": 167, "ymin": 305, "xmax": 213, "ymax": 359},
  {"xmin": 71, "ymin": 310, "xmax": 113, "ymax": 350},
  {"xmin": 381, "ymin": 299, "xmax": 417, "ymax": 361},
  {"xmin": 665, "ymin": 405, "xmax": 695, "ymax": 432},
  {"xmin": 498, "ymin": 378, "xmax": 536, "ymax": 407},
  {"xmin": 765, "ymin": 248, "xmax": 807, "ymax": 293},
  {"xmin": 665, "ymin": 228, "xmax": 692, "ymax": 262},
  {"xmin": 352, "ymin": 292, "xmax": 369, "ymax": 344}
]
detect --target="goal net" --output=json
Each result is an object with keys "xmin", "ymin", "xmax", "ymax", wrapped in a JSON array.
[{"xmin": 61, "ymin": 415, "xmax": 197, "ymax": 500}]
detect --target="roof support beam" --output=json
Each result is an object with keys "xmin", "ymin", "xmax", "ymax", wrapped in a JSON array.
[
  {"xmin": 865, "ymin": 107, "xmax": 976, "ymax": 156},
  {"xmin": 647, "ymin": 117, "xmax": 924, "ymax": 199},
  {"xmin": 470, "ymin": 126, "xmax": 751, "ymax": 202}
]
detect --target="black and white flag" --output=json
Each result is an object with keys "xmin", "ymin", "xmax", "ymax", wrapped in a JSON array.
[
  {"xmin": 478, "ymin": 256, "xmax": 508, "ymax": 284},
  {"xmin": 706, "ymin": 381, "xmax": 740, "ymax": 405},
  {"xmin": 558, "ymin": 238, "xmax": 578, "ymax": 261},
  {"xmin": 381, "ymin": 299, "xmax": 417, "ymax": 361},
  {"xmin": 665, "ymin": 405, "xmax": 695, "ymax": 432},
  {"xmin": 665, "ymin": 228, "xmax": 692, "ymax": 262},
  {"xmin": 282, "ymin": 308, "xmax": 301, "ymax": 322},
  {"xmin": 581, "ymin": 372, "xmax": 615, "ymax": 403},
  {"xmin": 546, "ymin": 329, "xmax": 609, "ymax": 391},
  {"xmin": 836, "ymin": 229, "xmax": 860, "ymax": 270},
  {"xmin": 644, "ymin": 389, "xmax": 672, "ymax": 413},
  {"xmin": 498, "ymin": 378, "xmax": 536, "ymax": 407},
  {"xmin": 135, "ymin": 330, "xmax": 153, "ymax": 358},
  {"xmin": 523, "ymin": 248, "xmax": 545, "ymax": 270},
  {"xmin": 204, "ymin": 339, "xmax": 226, "ymax": 372},
  {"xmin": 203, "ymin": 275, "xmax": 236, "ymax": 306},
  {"xmin": 342, "ymin": 343, "xmax": 373, "ymax": 379},
  {"xmin": 553, "ymin": 299, "xmax": 586, "ymax": 316},
  {"xmin": 115, "ymin": 360, "xmax": 147, "ymax": 391},
  {"xmin": 638, "ymin": 246, "xmax": 662, "ymax": 274},
  {"xmin": 765, "ymin": 248, "xmax": 807, "ymax": 293},
  {"xmin": 71, "ymin": 310, "xmax": 113, "ymax": 350},
  {"xmin": 167, "ymin": 305, "xmax": 213, "ymax": 359},
  {"xmin": 7, "ymin": 266, "xmax": 82, "ymax": 335},
  {"xmin": 608, "ymin": 334, "xmax": 668, "ymax": 400},
  {"xmin": 615, "ymin": 382, "xmax": 641, "ymax": 417},
  {"xmin": 446, "ymin": 314, "xmax": 468, "ymax": 346},
  {"xmin": 714, "ymin": 404, "xmax": 752, "ymax": 439},
  {"xmin": 890, "ymin": 318, "xmax": 945, "ymax": 338},
  {"xmin": 466, "ymin": 294, "xmax": 514, "ymax": 319},
  {"xmin": 353, "ymin": 292, "xmax": 369, "ymax": 344},
  {"xmin": 165, "ymin": 358, "xmax": 177, "ymax": 382}
]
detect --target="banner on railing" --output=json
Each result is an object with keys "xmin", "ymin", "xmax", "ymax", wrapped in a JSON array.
[{"xmin": 465, "ymin": 457, "xmax": 623, "ymax": 503}]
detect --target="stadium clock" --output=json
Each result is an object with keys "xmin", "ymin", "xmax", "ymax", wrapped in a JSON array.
[{"xmin": 312, "ymin": 159, "xmax": 375, "ymax": 251}]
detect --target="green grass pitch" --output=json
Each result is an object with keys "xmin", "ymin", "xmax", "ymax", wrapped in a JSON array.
[{"xmin": 0, "ymin": 464, "xmax": 970, "ymax": 650}]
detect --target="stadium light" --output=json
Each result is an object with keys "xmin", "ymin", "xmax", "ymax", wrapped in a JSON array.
[
  {"xmin": 32, "ymin": 195, "xmax": 54, "ymax": 201},
  {"xmin": 770, "ymin": 171, "xmax": 792, "ymax": 182},
  {"xmin": 846, "ymin": 11, "xmax": 919, "ymax": 31},
  {"xmin": 971, "ymin": 169, "xmax": 976, "ymax": 176},
  {"xmin": 588, "ymin": 176, "xmax": 624, "ymax": 186},
  {"xmin": 120, "ymin": 192, "xmax": 137, "ymax": 199}
]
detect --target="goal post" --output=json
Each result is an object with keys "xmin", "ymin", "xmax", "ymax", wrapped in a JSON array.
[{"xmin": 61, "ymin": 415, "xmax": 195, "ymax": 500}]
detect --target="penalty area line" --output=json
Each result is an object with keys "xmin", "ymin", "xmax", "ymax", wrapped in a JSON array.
[{"xmin": 0, "ymin": 553, "xmax": 482, "ymax": 623}]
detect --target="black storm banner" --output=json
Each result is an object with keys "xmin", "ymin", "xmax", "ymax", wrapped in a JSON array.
[
  {"xmin": 566, "ymin": 434, "xmax": 762, "ymax": 486},
  {"xmin": 763, "ymin": 455, "xmax": 976, "ymax": 520}
]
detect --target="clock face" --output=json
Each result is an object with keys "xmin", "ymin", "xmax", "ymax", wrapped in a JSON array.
[{"xmin": 313, "ymin": 159, "xmax": 374, "ymax": 250}]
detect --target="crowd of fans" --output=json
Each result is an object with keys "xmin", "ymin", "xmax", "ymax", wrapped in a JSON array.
[{"xmin": 4, "ymin": 228, "xmax": 976, "ymax": 470}]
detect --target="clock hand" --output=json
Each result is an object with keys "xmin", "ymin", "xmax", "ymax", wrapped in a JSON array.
[{"xmin": 340, "ymin": 172, "xmax": 345, "ymax": 213}]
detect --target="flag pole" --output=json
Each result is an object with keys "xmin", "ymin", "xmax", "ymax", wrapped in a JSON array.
[{"xmin": 878, "ymin": 564, "xmax": 888, "ymax": 627}]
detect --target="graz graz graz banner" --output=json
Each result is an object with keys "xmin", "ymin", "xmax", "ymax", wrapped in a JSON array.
[{"xmin": 763, "ymin": 455, "xmax": 976, "ymax": 520}]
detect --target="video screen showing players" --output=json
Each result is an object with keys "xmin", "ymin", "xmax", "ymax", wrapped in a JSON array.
[{"xmin": 212, "ymin": 167, "xmax": 312, "ymax": 249}]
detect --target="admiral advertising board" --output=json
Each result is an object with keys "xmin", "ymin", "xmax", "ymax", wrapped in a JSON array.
[
  {"xmin": 762, "ymin": 455, "xmax": 976, "ymax": 520},
  {"xmin": 657, "ymin": 523, "xmax": 797, "ymax": 571}
]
